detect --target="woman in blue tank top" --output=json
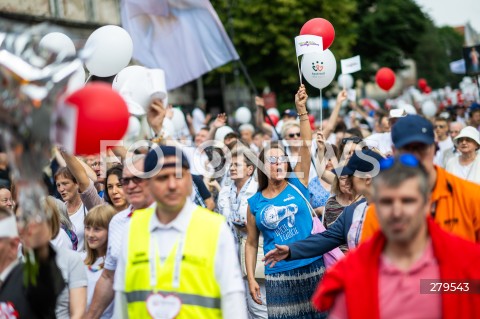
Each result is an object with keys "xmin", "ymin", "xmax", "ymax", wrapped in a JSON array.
[{"xmin": 245, "ymin": 85, "xmax": 326, "ymax": 319}]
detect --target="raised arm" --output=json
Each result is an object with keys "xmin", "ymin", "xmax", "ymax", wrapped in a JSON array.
[
  {"xmin": 245, "ymin": 205, "xmax": 262, "ymax": 305},
  {"xmin": 59, "ymin": 148, "xmax": 95, "ymax": 193},
  {"xmin": 206, "ymin": 113, "xmax": 227, "ymax": 142},
  {"xmin": 293, "ymin": 85, "xmax": 312, "ymax": 186},
  {"xmin": 314, "ymin": 130, "xmax": 335, "ymax": 185},
  {"xmin": 324, "ymin": 90, "xmax": 347, "ymax": 140},
  {"xmin": 146, "ymin": 99, "xmax": 166, "ymax": 137}
]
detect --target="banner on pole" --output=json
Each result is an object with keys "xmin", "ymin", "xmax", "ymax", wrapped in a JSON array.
[
  {"xmin": 341, "ymin": 55, "xmax": 361, "ymax": 74},
  {"xmin": 294, "ymin": 35, "xmax": 323, "ymax": 57}
]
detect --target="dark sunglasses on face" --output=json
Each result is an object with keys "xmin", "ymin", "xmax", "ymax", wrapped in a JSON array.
[
  {"xmin": 342, "ymin": 137, "xmax": 363, "ymax": 145},
  {"xmin": 380, "ymin": 153, "xmax": 419, "ymax": 171},
  {"xmin": 119, "ymin": 176, "xmax": 143, "ymax": 186},
  {"xmin": 266, "ymin": 155, "xmax": 289, "ymax": 164},
  {"xmin": 288, "ymin": 132, "xmax": 301, "ymax": 138}
]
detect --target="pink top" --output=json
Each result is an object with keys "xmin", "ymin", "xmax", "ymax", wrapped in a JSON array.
[{"xmin": 329, "ymin": 240, "xmax": 442, "ymax": 319}]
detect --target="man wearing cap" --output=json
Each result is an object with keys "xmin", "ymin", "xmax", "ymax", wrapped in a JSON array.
[
  {"xmin": 312, "ymin": 156, "xmax": 480, "ymax": 318},
  {"xmin": 361, "ymin": 115, "xmax": 480, "ymax": 243},
  {"xmin": 0, "ymin": 207, "xmax": 65, "ymax": 318},
  {"xmin": 263, "ymin": 149, "xmax": 385, "ymax": 266},
  {"xmin": 114, "ymin": 145, "xmax": 247, "ymax": 319}
]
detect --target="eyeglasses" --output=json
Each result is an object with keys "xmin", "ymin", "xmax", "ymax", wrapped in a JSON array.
[
  {"xmin": 266, "ymin": 155, "xmax": 289, "ymax": 164},
  {"xmin": 288, "ymin": 132, "xmax": 301, "ymax": 138},
  {"xmin": 434, "ymin": 125, "xmax": 446, "ymax": 129},
  {"xmin": 380, "ymin": 154, "xmax": 419, "ymax": 171},
  {"xmin": 119, "ymin": 176, "xmax": 144, "ymax": 186},
  {"xmin": 457, "ymin": 137, "xmax": 473, "ymax": 144},
  {"xmin": 342, "ymin": 137, "xmax": 363, "ymax": 145}
]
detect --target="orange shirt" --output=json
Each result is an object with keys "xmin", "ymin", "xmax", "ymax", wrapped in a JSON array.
[{"xmin": 361, "ymin": 166, "xmax": 480, "ymax": 243}]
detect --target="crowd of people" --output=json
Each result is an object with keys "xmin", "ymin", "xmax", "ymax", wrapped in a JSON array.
[{"xmin": 1, "ymin": 82, "xmax": 480, "ymax": 319}]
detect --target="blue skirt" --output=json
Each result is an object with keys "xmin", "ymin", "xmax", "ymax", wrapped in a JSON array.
[{"xmin": 265, "ymin": 258, "xmax": 327, "ymax": 319}]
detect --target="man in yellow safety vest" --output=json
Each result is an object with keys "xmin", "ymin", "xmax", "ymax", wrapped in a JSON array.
[{"xmin": 113, "ymin": 145, "xmax": 247, "ymax": 319}]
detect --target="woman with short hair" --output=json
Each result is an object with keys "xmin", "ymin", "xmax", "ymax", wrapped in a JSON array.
[{"xmin": 446, "ymin": 126, "xmax": 480, "ymax": 184}]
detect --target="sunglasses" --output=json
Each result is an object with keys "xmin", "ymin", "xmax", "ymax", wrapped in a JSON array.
[
  {"xmin": 342, "ymin": 137, "xmax": 363, "ymax": 145},
  {"xmin": 288, "ymin": 132, "xmax": 301, "ymax": 138},
  {"xmin": 266, "ymin": 155, "xmax": 289, "ymax": 164},
  {"xmin": 119, "ymin": 176, "xmax": 144, "ymax": 186},
  {"xmin": 380, "ymin": 154, "xmax": 419, "ymax": 171}
]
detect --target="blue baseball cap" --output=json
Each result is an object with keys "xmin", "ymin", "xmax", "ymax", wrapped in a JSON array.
[
  {"xmin": 282, "ymin": 109, "xmax": 297, "ymax": 118},
  {"xmin": 144, "ymin": 145, "xmax": 190, "ymax": 174},
  {"xmin": 391, "ymin": 115, "xmax": 434, "ymax": 149},
  {"xmin": 333, "ymin": 149, "xmax": 385, "ymax": 176}
]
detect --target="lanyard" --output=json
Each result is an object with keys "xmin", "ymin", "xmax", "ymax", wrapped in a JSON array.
[
  {"xmin": 149, "ymin": 234, "xmax": 184, "ymax": 291},
  {"xmin": 229, "ymin": 177, "xmax": 253, "ymax": 220},
  {"xmin": 354, "ymin": 203, "xmax": 368, "ymax": 247}
]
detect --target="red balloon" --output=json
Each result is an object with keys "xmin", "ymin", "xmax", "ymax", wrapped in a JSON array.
[
  {"xmin": 424, "ymin": 86, "xmax": 432, "ymax": 94},
  {"xmin": 375, "ymin": 67, "xmax": 396, "ymax": 91},
  {"xmin": 265, "ymin": 114, "xmax": 279, "ymax": 127},
  {"xmin": 65, "ymin": 83, "xmax": 130, "ymax": 155},
  {"xmin": 300, "ymin": 18, "xmax": 335, "ymax": 50},
  {"xmin": 418, "ymin": 78, "xmax": 427, "ymax": 90}
]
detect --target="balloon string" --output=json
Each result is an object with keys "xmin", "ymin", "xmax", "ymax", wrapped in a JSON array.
[
  {"xmin": 85, "ymin": 73, "xmax": 92, "ymax": 83},
  {"xmin": 319, "ymin": 89, "xmax": 323, "ymax": 132},
  {"xmin": 296, "ymin": 56, "xmax": 303, "ymax": 85}
]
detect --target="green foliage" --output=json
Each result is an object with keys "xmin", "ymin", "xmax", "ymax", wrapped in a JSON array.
[
  {"xmin": 353, "ymin": 0, "xmax": 429, "ymax": 81},
  {"xmin": 413, "ymin": 24, "xmax": 464, "ymax": 88}
]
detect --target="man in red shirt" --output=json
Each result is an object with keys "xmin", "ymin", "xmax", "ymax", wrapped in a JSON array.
[{"xmin": 313, "ymin": 155, "xmax": 480, "ymax": 319}]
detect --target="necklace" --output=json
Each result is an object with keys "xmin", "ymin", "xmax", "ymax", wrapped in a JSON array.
[{"xmin": 88, "ymin": 257, "xmax": 105, "ymax": 272}]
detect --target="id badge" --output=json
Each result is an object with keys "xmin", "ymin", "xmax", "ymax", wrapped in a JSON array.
[{"xmin": 146, "ymin": 293, "xmax": 182, "ymax": 319}]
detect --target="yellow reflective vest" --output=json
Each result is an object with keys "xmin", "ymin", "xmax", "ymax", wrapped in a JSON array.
[{"xmin": 125, "ymin": 206, "xmax": 225, "ymax": 318}]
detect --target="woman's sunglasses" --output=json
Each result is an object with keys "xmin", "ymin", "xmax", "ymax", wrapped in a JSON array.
[{"xmin": 266, "ymin": 155, "xmax": 289, "ymax": 164}]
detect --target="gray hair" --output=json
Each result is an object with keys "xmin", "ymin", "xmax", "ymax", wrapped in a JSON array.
[{"xmin": 372, "ymin": 159, "xmax": 429, "ymax": 203}]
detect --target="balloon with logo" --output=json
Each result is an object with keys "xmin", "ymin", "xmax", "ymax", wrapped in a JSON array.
[
  {"xmin": 301, "ymin": 50, "xmax": 337, "ymax": 89},
  {"xmin": 112, "ymin": 66, "xmax": 150, "ymax": 116},
  {"xmin": 300, "ymin": 18, "xmax": 335, "ymax": 50},
  {"xmin": 65, "ymin": 83, "xmax": 130, "ymax": 155},
  {"xmin": 338, "ymin": 74, "xmax": 354, "ymax": 89},
  {"xmin": 421, "ymin": 100, "xmax": 437, "ymax": 117},
  {"xmin": 84, "ymin": 25, "xmax": 133, "ymax": 77},
  {"xmin": 375, "ymin": 67, "xmax": 395, "ymax": 91},
  {"xmin": 235, "ymin": 106, "xmax": 252, "ymax": 124},
  {"xmin": 171, "ymin": 108, "xmax": 187, "ymax": 133}
]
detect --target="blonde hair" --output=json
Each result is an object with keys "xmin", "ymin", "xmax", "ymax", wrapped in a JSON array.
[
  {"xmin": 281, "ymin": 122, "xmax": 300, "ymax": 139},
  {"xmin": 84, "ymin": 204, "xmax": 116, "ymax": 266}
]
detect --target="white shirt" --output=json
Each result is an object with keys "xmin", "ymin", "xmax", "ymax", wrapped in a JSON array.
[
  {"xmin": 51, "ymin": 228, "xmax": 74, "ymax": 250},
  {"xmin": 104, "ymin": 203, "xmax": 156, "ymax": 271},
  {"xmin": 364, "ymin": 132, "xmax": 393, "ymax": 156},
  {"xmin": 69, "ymin": 203, "xmax": 87, "ymax": 252},
  {"xmin": 434, "ymin": 137, "xmax": 454, "ymax": 166},
  {"xmin": 85, "ymin": 257, "xmax": 114, "ymax": 319},
  {"xmin": 192, "ymin": 107, "xmax": 206, "ymax": 134},
  {"xmin": 114, "ymin": 199, "xmax": 247, "ymax": 319}
]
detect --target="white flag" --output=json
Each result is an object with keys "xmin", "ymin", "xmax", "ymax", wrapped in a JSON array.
[
  {"xmin": 341, "ymin": 55, "xmax": 361, "ymax": 74},
  {"xmin": 449, "ymin": 59, "xmax": 466, "ymax": 75},
  {"xmin": 294, "ymin": 35, "xmax": 323, "ymax": 57},
  {"xmin": 121, "ymin": 0, "xmax": 239, "ymax": 90}
]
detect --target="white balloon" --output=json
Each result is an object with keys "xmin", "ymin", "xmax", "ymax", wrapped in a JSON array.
[
  {"xmin": 301, "ymin": 50, "xmax": 337, "ymax": 89},
  {"xmin": 235, "ymin": 107, "xmax": 252, "ymax": 124},
  {"xmin": 338, "ymin": 74, "xmax": 354, "ymax": 89},
  {"xmin": 39, "ymin": 32, "xmax": 76, "ymax": 56},
  {"xmin": 171, "ymin": 108, "xmax": 187, "ymax": 133},
  {"xmin": 124, "ymin": 116, "xmax": 142, "ymax": 140},
  {"xmin": 215, "ymin": 126, "xmax": 234, "ymax": 142},
  {"xmin": 399, "ymin": 104, "xmax": 417, "ymax": 115},
  {"xmin": 421, "ymin": 100, "xmax": 437, "ymax": 117},
  {"xmin": 84, "ymin": 25, "xmax": 133, "ymax": 77},
  {"xmin": 113, "ymin": 66, "xmax": 169, "ymax": 115},
  {"xmin": 266, "ymin": 108, "xmax": 280, "ymax": 118},
  {"xmin": 66, "ymin": 66, "xmax": 85, "ymax": 94}
]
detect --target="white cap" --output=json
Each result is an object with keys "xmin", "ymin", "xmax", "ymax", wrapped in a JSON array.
[
  {"xmin": 239, "ymin": 123, "xmax": 255, "ymax": 133},
  {"xmin": 389, "ymin": 109, "xmax": 407, "ymax": 119}
]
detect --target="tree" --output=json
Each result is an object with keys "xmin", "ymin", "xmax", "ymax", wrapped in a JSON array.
[
  {"xmin": 412, "ymin": 25, "xmax": 464, "ymax": 88},
  {"xmin": 352, "ymin": 0, "xmax": 429, "ymax": 80}
]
